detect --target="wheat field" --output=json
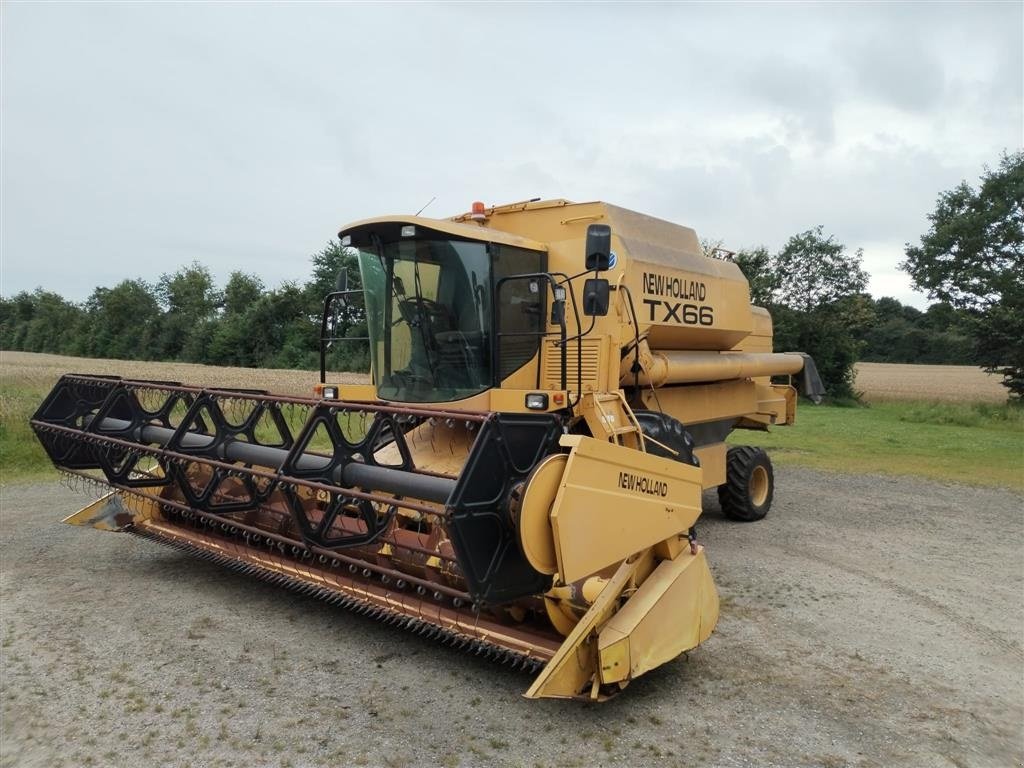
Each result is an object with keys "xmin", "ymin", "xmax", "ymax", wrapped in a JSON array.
[
  {"xmin": 0, "ymin": 351, "xmax": 1008, "ymax": 403},
  {"xmin": 853, "ymin": 362, "xmax": 1007, "ymax": 403},
  {"xmin": 0, "ymin": 350, "xmax": 369, "ymax": 397}
]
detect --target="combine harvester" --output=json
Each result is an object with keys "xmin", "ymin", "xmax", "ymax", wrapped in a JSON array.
[{"xmin": 32, "ymin": 199, "xmax": 822, "ymax": 700}]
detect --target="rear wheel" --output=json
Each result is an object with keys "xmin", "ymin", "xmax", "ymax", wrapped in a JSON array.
[
  {"xmin": 632, "ymin": 410, "xmax": 699, "ymax": 467},
  {"xmin": 719, "ymin": 446, "xmax": 773, "ymax": 522}
]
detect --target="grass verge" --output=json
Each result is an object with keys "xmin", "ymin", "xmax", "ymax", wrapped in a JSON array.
[
  {"xmin": 0, "ymin": 375, "xmax": 358, "ymax": 485},
  {"xmin": 3, "ymin": 367, "xmax": 1022, "ymax": 491},
  {"xmin": 0, "ymin": 381, "xmax": 58, "ymax": 483},
  {"xmin": 732, "ymin": 400, "xmax": 1023, "ymax": 491}
]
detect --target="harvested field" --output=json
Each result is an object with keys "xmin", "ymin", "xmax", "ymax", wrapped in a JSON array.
[
  {"xmin": 0, "ymin": 350, "xmax": 368, "ymax": 396},
  {"xmin": 3, "ymin": 353, "xmax": 1007, "ymax": 404},
  {"xmin": 854, "ymin": 362, "xmax": 1007, "ymax": 403},
  {"xmin": 0, "ymin": 352, "xmax": 369, "ymax": 480}
]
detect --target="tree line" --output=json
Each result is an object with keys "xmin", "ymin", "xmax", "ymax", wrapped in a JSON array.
[
  {"xmin": 713, "ymin": 230, "xmax": 981, "ymax": 400},
  {"xmin": 0, "ymin": 242, "xmax": 368, "ymax": 374},
  {"xmin": 0, "ymin": 241, "xmax": 989, "ymax": 400},
  {"xmin": 2, "ymin": 153, "xmax": 1020, "ymax": 401},
  {"xmin": 711, "ymin": 151, "xmax": 1021, "ymax": 401}
]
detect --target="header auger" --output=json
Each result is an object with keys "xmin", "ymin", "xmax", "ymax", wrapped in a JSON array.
[{"xmin": 32, "ymin": 199, "xmax": 823, "ymax": 700}]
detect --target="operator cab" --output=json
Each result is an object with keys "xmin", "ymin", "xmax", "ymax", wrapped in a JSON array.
[{"xmin": 337, "ymin": 221, "xmax": 546, "ymax": 403}]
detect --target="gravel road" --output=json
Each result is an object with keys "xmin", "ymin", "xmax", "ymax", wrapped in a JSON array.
[{"xmin": 1, "ymin": 468, "xmax": 1021, "ymax": 768}]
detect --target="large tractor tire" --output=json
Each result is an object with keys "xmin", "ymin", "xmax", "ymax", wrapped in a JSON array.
[
  {"xmin": 719, "ymin": 446, "xmax": 774, "ymax": 522},
  {"xmin": 632, "ymin": 410, "xmax": 699, "ymax": 467}
]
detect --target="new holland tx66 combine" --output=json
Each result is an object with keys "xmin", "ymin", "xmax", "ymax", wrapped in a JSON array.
[{"xmin": 32, "ymin": 199, "xmax": 822, "ymax": 700}]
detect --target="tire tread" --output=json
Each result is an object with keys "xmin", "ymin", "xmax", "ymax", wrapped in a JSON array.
[{"xmin": 718, "ymin": 445, "xmax": 773, "ymax": 522}]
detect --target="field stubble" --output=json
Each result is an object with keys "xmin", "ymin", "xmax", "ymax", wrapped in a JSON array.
[
  {"xmin": 2, "ymin": 352, "xmax": 1009, "ymax": 402},
  {"xmin": 0, "ymin": 351, "xmax": 367, "ymax": 480},
  {"xmin": 0, "ymin": 350, "xmax": 363, "ymax": 396},
  {"xmin": 854, "ymin": 361, "xmax": 1007, "ymax": 403}
]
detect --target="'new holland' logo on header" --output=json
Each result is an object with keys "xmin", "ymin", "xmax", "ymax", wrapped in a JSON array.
[{"xmin": 618, "ymin": 471, "xmax": 669, "ymax": 497}]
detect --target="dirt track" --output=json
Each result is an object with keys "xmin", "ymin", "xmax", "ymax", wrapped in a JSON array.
[{"xmin": 1, "ymin": 468, "xmax": 1022, "ymax": 768}]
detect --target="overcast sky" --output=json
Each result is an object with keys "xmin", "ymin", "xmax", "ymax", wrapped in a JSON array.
[{"xmin": 2, "ymin": 2, "xmax": 1021, "ymax": 308}]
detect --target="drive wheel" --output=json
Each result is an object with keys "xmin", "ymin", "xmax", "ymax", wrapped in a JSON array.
[{"xmin": 719, "ymin": 446, "xmax": 773, "ymax": 522}]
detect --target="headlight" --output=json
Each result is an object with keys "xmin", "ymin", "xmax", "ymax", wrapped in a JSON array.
[{"xmin": 525, "ymin": 393, "xmax": 549, "ymax": 410}]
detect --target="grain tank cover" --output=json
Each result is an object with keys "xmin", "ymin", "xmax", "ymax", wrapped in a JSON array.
[
  {"xmin": 604, "ymin": 205, "xmax": 754, "ymax": 351},
  {"xmin": 604, "ymin": 205, "xmax": 706, "ymax": 273}
]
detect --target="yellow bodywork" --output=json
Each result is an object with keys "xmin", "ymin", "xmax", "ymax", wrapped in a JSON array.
[
  {"xmin": 329, "ymin": 201, "xmax": 806, "ymax": 699},
  {"xmin": 549, "ymin": 434, "xmax": 701, "ymax": 584},
  {"xmin": 597, "ymin": 547, "xmax": 718, "ymax": 685},
  {"xmin": 519, "ymin": 431, "xmax": 716, "ymax": 699},
  {"xmin": 44, "ymin": 198, "xmax": 812, "ymax": 703},
  {"xmin": 63, "ymin": 493, "xmax": 128, "ymax": 530}
]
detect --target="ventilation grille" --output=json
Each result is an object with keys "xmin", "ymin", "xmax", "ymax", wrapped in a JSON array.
[{"xmin": 542, "ymin": 339, "xmax": 602, "ymax": 391}]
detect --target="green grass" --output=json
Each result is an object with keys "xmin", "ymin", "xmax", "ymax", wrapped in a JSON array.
[
  {"xmin": 3, "ymin": 374, "xmax": 1022, "ymax": 491},
  {"xmin": 0, "ymin": 378, "xmax": 363, "ymax": 484},
  {"xmin": 0, "ymin": 382, "xmax": 55, "ymax": 482},
  {"xmin": 731, "ymin": 400, "xmax": 1024, "ymax": 491}
]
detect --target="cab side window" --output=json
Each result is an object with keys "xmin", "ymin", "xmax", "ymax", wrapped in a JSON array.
[{"xmin": 493, "ymin": 246, "xmax": 545, "ymax": 381}]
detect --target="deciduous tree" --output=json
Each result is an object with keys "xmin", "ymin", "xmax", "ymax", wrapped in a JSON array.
[
  {"xmin": 155, "ymin": 262, "xmax": 221, "ymax": 360},
  {"xmin": 902, "ymin": 151, "xmax": 1023, "ymax": 399},
  {"xmin": 82, "ymin": 280, "xmax": 162, "ymax": 359},
  {"xmin": 723, "ymin": 228, "xmax": 871, "ymax": 399}
]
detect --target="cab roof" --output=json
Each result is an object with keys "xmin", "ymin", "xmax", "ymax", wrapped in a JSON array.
[{"xmin": 338, "ymin": 215, "xmax": 548, "ymax": 252}]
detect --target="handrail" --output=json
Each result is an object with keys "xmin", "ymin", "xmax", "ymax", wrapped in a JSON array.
[{"xmin": 319, "ymin": 289, "xmax": 369, "ymax": 383}]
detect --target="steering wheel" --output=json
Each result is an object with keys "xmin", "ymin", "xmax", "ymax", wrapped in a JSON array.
[
  {"xmin": 396, "ymin": 297, "xmax": 453, "ymax": 332},
  {"xmin": 388, "ymin": 369, "xmax": 434, "ymax": 388}
]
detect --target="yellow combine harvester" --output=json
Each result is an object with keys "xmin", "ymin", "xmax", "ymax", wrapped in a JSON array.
[{"xmin": 32, "ymin": 199, "xmax": 822, "ymax": 700}]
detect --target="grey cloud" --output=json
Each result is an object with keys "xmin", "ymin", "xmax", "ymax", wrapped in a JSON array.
[
  {"xmin": 743, "ymin": 58, "xmax": 838, "ymax": 143},
  {"xmin": 2, "ymin": 2, "xmax": 1021, "ymax": 311},
  {"xmin": 617, "ymin": 133, "xmax": 971, "ymax": 278},
  {"xmin": 842, "ymin": 36, "xmax": 947, "ymax": 112}
]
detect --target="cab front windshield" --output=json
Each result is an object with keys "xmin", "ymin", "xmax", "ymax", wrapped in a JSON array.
[{"xmin": 357, "ymin": 237, "xmax": 543, "ymax": 402}]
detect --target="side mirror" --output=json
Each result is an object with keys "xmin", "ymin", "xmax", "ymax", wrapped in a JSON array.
[
  {"xmin": 584, "ymin": 224, "xmax": 612, "ymax": 271},
  {"xmin": 335, "ymin": 270, "xmax": 349, "ymax": 305},
  {"xmin": 582, "ymin": 278, "xmax": 610, "ymax": 316}
]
